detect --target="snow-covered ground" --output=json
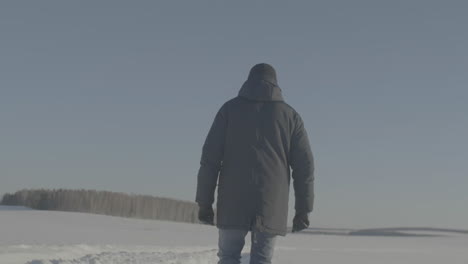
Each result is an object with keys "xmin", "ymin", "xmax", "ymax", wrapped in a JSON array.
[{"xmin": 1, "ymin": 206, "xmax": 467, "ymax": 264}]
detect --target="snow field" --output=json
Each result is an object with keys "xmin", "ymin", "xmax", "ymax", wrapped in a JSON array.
[{"xmin": 1, "ymin": 207, "xmax": 467, "ymax": 264}]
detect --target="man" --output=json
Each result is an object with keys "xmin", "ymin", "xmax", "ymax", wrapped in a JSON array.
[{"xmin": 196, "ymin": 63, "xmax": 314, "ymax": 264}]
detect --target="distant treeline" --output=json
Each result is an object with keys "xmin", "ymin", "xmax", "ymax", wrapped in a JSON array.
[{"xmin": 1, "ymin": 189, "xmax": 201, "ymax": 224}]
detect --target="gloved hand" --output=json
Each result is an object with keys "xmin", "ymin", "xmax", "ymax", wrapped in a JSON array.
[
  {"xmin": 292, "ymin": 212, "xmax": 309, "ymax": 232},
  {"xmin": 198, "ymin": 205, "xmax": 214, "ymax": 225}
]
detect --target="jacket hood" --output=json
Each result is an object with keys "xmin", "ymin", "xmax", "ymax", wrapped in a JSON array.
[{"xmin": 238, "ymin": 63, "xmax": 284, "ymax": 102}]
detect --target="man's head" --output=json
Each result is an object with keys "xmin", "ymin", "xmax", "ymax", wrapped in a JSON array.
[
  {"xmin": 247, "ymin": 63, "xmax": 278, "ymax": 85},
  {"xmin": 239, "ymin": 63, "xmax": 283, "ymax": 101}
]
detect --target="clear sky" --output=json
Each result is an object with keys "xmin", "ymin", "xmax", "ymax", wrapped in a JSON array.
[{"xmin": 1, "ymin": 1, "xmax": 467, "ymax": 229}]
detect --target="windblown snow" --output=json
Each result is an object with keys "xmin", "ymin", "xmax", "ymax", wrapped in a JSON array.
[{"xmin": 1, "ymin": 206, "xmax": 467, "ymax": 264}]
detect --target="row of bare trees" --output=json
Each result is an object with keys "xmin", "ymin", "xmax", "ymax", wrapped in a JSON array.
[{"xmin": 1, "ymin": 189, "xmax": 200, "ymax": 223}]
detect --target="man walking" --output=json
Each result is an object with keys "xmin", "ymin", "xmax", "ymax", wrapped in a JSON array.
[{"xmin": 196, "ymin": 63, "xmax": 314, "ymax": 264}]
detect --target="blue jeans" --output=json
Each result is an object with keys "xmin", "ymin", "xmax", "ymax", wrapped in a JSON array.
[{"xmin": 217, "ymin": 228, "xmax": 277, "ymax": 264}]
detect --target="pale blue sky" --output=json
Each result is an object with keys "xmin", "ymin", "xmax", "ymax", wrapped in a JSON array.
[{"xmin": 1, "ymin": 1, "xmax": 467, "ymax": 229}]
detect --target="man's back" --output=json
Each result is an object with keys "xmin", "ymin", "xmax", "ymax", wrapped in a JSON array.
[{"xmin": 196, "ymin": 63, "xmax": 314, "ymax": 236}]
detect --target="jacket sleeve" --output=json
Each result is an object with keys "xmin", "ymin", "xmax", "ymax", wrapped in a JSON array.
[
  {"xmin": 290, "ymin": 111, "xmax": 314, "ymax": 213},
  {"xmin": 195, "ymin": 104, "xmax": 228, "ymax": 207}
]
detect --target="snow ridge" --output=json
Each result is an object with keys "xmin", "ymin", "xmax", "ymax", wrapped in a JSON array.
[{"xmin": 26, "ymin": 249, "xmax": 220, "ymax": 264}]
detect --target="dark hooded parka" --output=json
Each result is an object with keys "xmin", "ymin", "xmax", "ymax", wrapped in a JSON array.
[{"xmin": 196, "ymin": 63, "xmax": 314, "ymax": 236}]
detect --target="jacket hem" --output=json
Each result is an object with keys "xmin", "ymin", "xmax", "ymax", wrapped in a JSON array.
[{"xmin": 216, "ymin": 223, "xmax": 287, "ymax": 236}]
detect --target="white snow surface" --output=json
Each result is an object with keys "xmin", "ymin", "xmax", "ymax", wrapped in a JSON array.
[{"xmin": 1, "ymin": 206, "xmax": 467, "ymax": 264}]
